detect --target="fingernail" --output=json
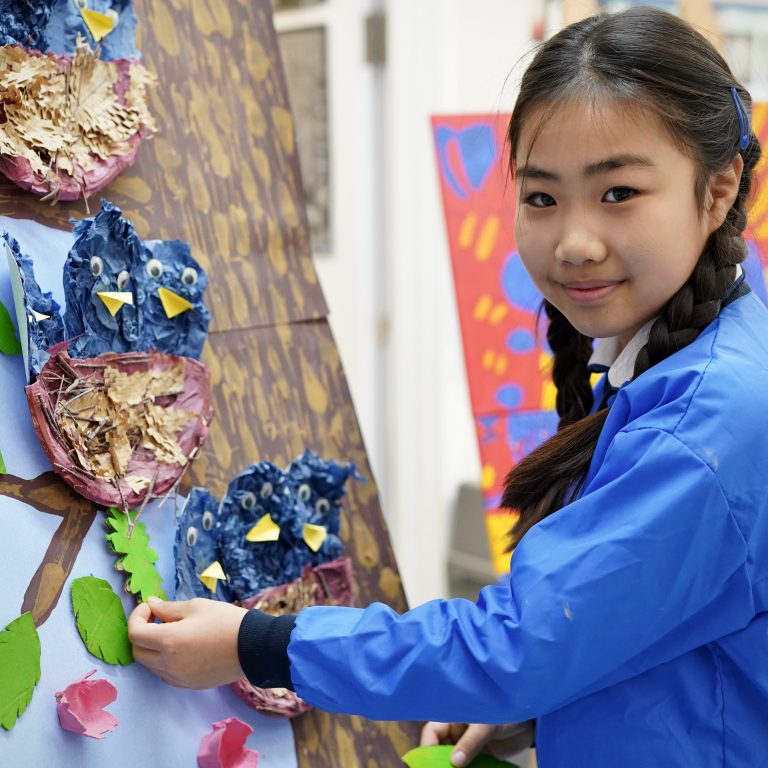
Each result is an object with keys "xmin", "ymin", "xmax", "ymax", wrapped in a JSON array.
[
  {"xmin": 451, "ymin": 750, "xmax": 467, "ymax": 767},
  {"xmin": 147, "ymin": 596, "xmax": 162, "ymax": 604}
]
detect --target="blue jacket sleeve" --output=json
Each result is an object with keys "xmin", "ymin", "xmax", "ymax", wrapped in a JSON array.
[{"xmin": 287, "ymin": 428, "xmax": 755, "ymax": 722}]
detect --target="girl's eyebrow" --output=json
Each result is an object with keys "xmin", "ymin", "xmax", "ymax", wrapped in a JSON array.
[{"xmin": 517, "ymin": 153, "xmax": 655, "ymax": 181}]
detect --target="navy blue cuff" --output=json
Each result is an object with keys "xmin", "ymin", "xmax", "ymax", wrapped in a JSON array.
[{"xmin": 237, "ymin": 609, "xmax": 296, "ymax": 690}]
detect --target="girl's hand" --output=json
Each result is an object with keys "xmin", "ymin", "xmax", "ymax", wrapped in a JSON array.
[
  {"xmin": 128, "ymin": 597, "xmax": 248, "ymax": 689},
  {"xmin": 420, "ymin": 720, "xmax": 535, "ymax": 767}
]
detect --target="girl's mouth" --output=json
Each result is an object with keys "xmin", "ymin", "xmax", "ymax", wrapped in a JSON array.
[{"xmin": 562, "ymin": 281, "xmax": 623, "ymax": 303}]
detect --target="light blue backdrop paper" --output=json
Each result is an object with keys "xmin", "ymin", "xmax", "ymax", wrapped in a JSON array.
[{"xmin": 0, "ymin": 216, "xmax": 297, "ymax": 768}]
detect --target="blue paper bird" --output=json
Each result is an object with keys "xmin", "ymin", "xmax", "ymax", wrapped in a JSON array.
[
  {"xmin": 3, "ymin": 233, "xmax": 66, "ymax": 376},
  {"xmin": 174, "ymin": 488, "xmax": 231, "ymax": 601},
  {"xmin": 135, "ymin": 239, "xmax": 210, "ymax": 360},
  {"xmin": 0, "ymin": 1, "xmax": 55, "ymax": 48},
  {"xmin": 217, "ymin": 461, "xmax": 300, "ymax": 602},
  {"xmin": 286, "ymin": 450, "xmax": 363, "ymax": 569},
  {"xmin": 63, "ymin": 200, "xmax": 144, "ymax": 358}
]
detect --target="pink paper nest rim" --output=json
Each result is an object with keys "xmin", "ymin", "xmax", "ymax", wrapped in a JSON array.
[
  {"xmin": 55, "ymin": 669, "xmax": 119, "ymax": 740},
  {"xmin": 230, "ymin": 557, "xmax": 356, "ymax": 718},
  {"xmin": 26, "ymin": 344, "xmax": 213, "ymax": 509}
]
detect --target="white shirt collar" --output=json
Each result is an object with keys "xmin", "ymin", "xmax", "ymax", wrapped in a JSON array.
[{"xmin": 587, "ymin": 264, "xmax": 744, "ymax": 388}]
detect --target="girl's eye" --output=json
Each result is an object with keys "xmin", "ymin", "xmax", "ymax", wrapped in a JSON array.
[
  {"xmin": 524, "ymin": 192, "xmax": 556, "ymax": 208},
  {"xmin": 116, "ymin": 270, "xmax": 130, "ymax": 290},
  {"xmin": 602, "ymin": 187, "xmax": 635, "ymax": 203},
  {"xmin": 90, "ymin": 256, "xmax": 104, "ymax": 277},
  {"xmin": 146, "ymin": 259, "xmax": 164, "ymax": 278},
  {"xmin": 186, "ymin": 526, "xmax": 198, "ymax": 547},
  {"xmin": 202, "ymin": 511, "xmax": 214, "ymax": 531}
]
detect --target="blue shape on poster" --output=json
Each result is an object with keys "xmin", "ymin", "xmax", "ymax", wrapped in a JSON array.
[
  {"xmin": 3, "ymin": 233, "xmax": 66, "ymax": 375},
  {"xmin": 496, "ymin": 384, "xmax": 523, "ymax": 409},
  {"xmin": 45, "ymin": 0, "xmax": 138, "ymax": 60},
  {"xmin": 505, "ymin": 410, "xmax": 558, "ymax": 462},
  {"xmin": 174, "ymin": 488, "xmax": 231, "ymax": 601},
  {"xmin": 435, "ymin": 124, "xmax": 497, "ymax": 200},
  {"xmin": 744, "ymin": 239, "xmax": 768, "ymax": 306},
  {"xmin": 501, "ymin": 251, "xmax": 542, "ymax": 314},
  {"xmin": 507, "ymin": 328, "xmax": 535, "ymax": 353}
]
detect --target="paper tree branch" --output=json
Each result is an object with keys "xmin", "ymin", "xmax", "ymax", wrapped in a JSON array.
[
  {"xmin": 71, "ymin": 576, "xmax": 134, "ymax": 665},
  {"xmin": 0, "ymin": 471, "xmax": 96, "ymax": 626},
  {"xmin": 0, "ymin": 612, "xmax": 41, "ymax": 731}
]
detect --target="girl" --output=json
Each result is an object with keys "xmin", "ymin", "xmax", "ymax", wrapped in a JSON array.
[{"xmin": 129, "ymin": 8, "xmax": 768, "ymax": 766}]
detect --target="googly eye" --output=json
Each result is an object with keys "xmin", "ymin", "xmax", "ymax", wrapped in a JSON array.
[
  {"xmin": 90, "ymin": 256, "xmax": 104, "ymax": 277},
  {"xmin": 181, "ymin": 267, "xmax": 198, "ymax": 286},
  {"xmin": 116, "ymin": 269, "xmax": 130, "ymax": 290},
  {"xmin": 260, "ymin": 482, "xmax": 273, "ymax": 500},
  {"xmin": 202, "ymin": 511, "xmax": 214, "ymax": 531},
  {"xmin": 241, "ymin": 491, "xmax": 257, "ymax": 511},
  {"xmin": 186, "ymin": 526, "xmax": 198, "ymax": 547},
  {"xmin": 146, "ymin": 258, "xmax": 164, "ymax": 279},
  {"xmin": 315, "ymin": 498, "xmax": 331, "ymax": 515},
  {"xmin": 297, "ymin": 484, "xmax": 311, "ymax": 503},
  {"xmin": 105, "ymin": 8, "xmax": 119, "ymax": 24}
]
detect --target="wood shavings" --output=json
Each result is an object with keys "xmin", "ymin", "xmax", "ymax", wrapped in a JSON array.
[{"xmin": 0, "ymin": 38, "xmax": 156, "ymax": 201}]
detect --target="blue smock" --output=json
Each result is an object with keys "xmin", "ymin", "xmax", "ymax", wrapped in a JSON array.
[{"xmin": 288, "ymin": 290, "xmax": 768, "ymax": 767}]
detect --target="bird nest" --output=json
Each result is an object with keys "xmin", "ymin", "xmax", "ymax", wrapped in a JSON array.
[
  {"xmin": 0, "ymin": 38, "xmax": 156, "ymax": 201},
  {"xmin": 27, "ymin": 344, "xmax": 212, "ymax": 509}
]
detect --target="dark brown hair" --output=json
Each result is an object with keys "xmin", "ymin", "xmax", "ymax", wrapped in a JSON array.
[{"xmin": 503, "ymin": 7, "xmax": 761, "ymax": 547}]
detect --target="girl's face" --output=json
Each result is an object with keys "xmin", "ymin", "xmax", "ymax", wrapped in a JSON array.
[{"xmin": 514, "ymin": 99, "xmax": 721, "ymax": 347}]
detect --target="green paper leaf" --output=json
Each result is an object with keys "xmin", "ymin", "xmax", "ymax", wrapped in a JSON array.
[
  {"xmin": 0, "ymin": 447, "xmax": 6, "ymax": 475},
  {"xmin": 402, "ymin": 746, "xmax": 520, "ymax": 768},
  {"xmin": 71, "ymin": 576, "xmax": 134, "ymax": 665},
  {"xmin": 0, "ymin": 298, "xmax": 22, "ymax": 356},
  {"xmin": 105, "ymin": 507, "xmax": 168, "ymax": 602},
  {"xmin": 0, "ymin": 612, "xmax": 41, "ymax": 730}
]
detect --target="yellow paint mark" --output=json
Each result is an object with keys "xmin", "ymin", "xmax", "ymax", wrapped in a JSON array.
[
  {"xmin": 378, "ymin": 567, "xmax": 402, "ymax": 601},
  {"xmin": 300, "ymin": 351, "xmax": 329, "ymax": 414},
  {"xmin": 485, "ymin": 512, "xmax": 516, "ymax": 576},
  {"xmin": 351, "ymin": 514, "xmax": 380, "ymax": 568},
  {"xmin": 229, "ymin": 203, "xmax": 251, "ymax": 257},
  {"xmin": 243, "ymin": 34, "xmax": 271, "ymax": 82},
  {"xmin": 473, "ymin": 294, "xmax": 492, "ymax": 321},
  {"xmin": 278, "ymin": 181, "xmax": 299, "ymax": 228},
  {"xmin": 267, "ymin": 219, "xmax": 288, "ymax": 275},
  {"xmin": 246, "ymin": 101, "xmax": 267, "ymax": 138},
  {"xmin": 300, "ymin": 254, "xmax": 319, "ymax": 285},
  {"xmin": 268, "ymin": 283, "xmax": 288, "ymax": 322},
  {"xmin": 150, "ymin": 4, "xmax": 180, "ymax": 56},
  {"xmin": 109, "ymin": 176, "xmax": 152, "ymax": 204},
  {"xmin": 239, "ymin": 160, "xmax": 259, "ymax": 205},
  {"xmin": 251, "ymin": 147, "xmax": 270, "ymax": 186},
  {"xmin": 224, "ymin": 270, "xmax": 249, "ymax": 328},
  {"xmin": 539, "ymin": 351, "xmax": 553, "ymax": 374},
  {"xmin": 494, "ymin": 356, "xmax": 508, "ymax": 376},
  {"xmin": 541, "ymin": 378, "xmax": 557, "ymax": 411},
  {"xmin": 187, "ymin": 161, "xmax": 212, "ymax": 212},
  {"xmin": 475, "ymin": 216, "xmax": 500, "ymax": 261},
  {"xmin": 192, "ymin": 0, "xmax": 233, "ymax": 37},
  {"xmin": 480, "ymin": 464, "xmax": 496, "ymax": 492},
  {"xmin": 213, "ymin": 212, "xmax": 230, "ymax": 256},
  {"xmin": 459, "ymin": 212, "xmax": 477, "ymax": 249},
  {"xmin": 489, "ymin": 304, "xmax": 509, "ymax": 325},
  {"xmin": 271, "ymin": 107, "xmax": 295, "ymax": 155},
  {"xmin": 152, "ymin": 138, "xmax": 182, "ymax": 169},
  {"xmin": 482, "ymin": 349, "xmax": 495, "ymax": 369}
]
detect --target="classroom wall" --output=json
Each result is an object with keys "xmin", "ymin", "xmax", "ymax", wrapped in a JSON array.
[{"xmin": 308, "ymin": 0, "xmax": 541, "ymax": 606}]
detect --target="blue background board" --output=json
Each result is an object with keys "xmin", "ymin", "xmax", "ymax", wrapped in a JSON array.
[{"xmin": 0, "ymin": 217, "xmax": 297, "ymax": 767}]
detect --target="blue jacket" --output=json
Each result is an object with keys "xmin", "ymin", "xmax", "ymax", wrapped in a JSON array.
[{"xmin": 282, "ymin": 290, "xmax": 768, "ymax": 767}]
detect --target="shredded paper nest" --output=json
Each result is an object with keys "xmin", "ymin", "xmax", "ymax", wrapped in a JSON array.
[
  {"xmin": 27, "ymin": 346, "xmax": 213, "ymax": 509},
  {"xmin": 0, "ymin": 38, "xmax": 156, "ymax": 200}
]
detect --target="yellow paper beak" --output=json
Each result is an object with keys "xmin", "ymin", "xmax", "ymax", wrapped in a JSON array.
[
  {"xmin": 303, "ymin": 523, "xmax": 327, "ymax": 553},
  {"xmin": 80, "ymin": 8, "xmax": 116, "ymax": 42},
  {"xmin": 246, "ymin": 513, "xmax": 281, "ymax": 543},
  {"xmin": 198, "ymin": 561, "xmax": 227, "ymax": 593},
  {"xmin": 30, "ymin": 310, "xmax": 50, "ymax": 322},
  {"xmin": 158, "ymin": 286, "xmax": 194, "ymax": 319},
  {"xmin": 97, "ymin": 291, "xmax": 134, "ymax": 317}
]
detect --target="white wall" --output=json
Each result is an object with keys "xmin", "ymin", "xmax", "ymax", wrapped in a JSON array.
[{"xmin": 294, "ymin": 0, "xmax": 541, "ymax": 606}]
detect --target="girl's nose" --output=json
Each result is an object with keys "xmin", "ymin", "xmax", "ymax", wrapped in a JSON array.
[{"xmin": 555, "ymin": 224, "xmax": 607, "ymax": 265}]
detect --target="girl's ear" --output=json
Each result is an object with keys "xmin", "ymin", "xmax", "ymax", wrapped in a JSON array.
[{"xmin": 704, "ymin": 153, "xmax": 744, "ymax": 234}]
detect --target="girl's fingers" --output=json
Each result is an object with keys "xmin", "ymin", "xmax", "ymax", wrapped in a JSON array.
[
  {"xmin": 451, "ymin": 724, "xmax": 497, "ymax": 767},
  {"xmin": 420, "ymin": 721, "xmax": 452, "ymax": 746}
]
